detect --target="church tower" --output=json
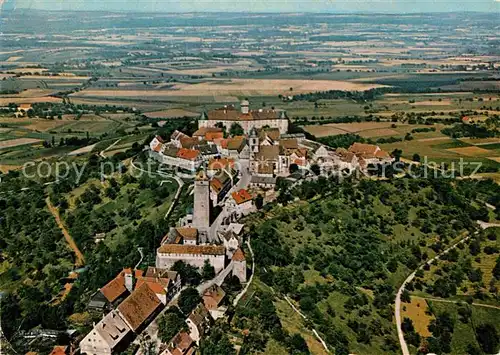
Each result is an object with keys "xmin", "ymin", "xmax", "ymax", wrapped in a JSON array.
[
  {"xmin": 249, "ymin": 127, "xmax": 259, "ymax": 159},
  {"xmin": 232, "ymin": 248, "xmax": 247, "ymax": 283},
  {"xmin": 241, "ymin": 99, "xmax": 250, "ymax": 114},
  {"xmin": 193, "ymin": 170, "xmax": 210, "ymax": 231}
]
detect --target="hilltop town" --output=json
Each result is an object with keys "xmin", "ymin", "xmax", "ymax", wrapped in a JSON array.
[
  {"xmin": 1, "ymin": 9, "xmax": 500, "ymax": 355},
  {"xmin": 72, "ymin": 100, "xmax": 395, "ymax": 355}
]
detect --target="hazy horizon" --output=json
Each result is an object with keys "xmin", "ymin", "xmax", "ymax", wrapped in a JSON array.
[{"xmin": 2, "ymin": 0, "xmax": 499, "ymax": 14}]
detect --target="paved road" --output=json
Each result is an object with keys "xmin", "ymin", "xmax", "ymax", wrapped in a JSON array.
[
  {"xmin": 209, "ymin": 159, "xmax": 251, "ymax": 242},
  {"xmin": 46, "ymin": 197, "xmax": 85, "ymax": 267},
  {"xmin": 396, "ymin": 221, "xmax": 497, "ymax": 355}
]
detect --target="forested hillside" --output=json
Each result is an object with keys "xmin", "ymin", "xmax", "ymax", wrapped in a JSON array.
[{"xmin": 232, "ymin": 176, "xmax": 500, "ymax": 354}]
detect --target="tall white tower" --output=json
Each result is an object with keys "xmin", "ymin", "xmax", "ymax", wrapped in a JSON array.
[
  {"xmin": 232, "ymin": 248, "xmax": 247, "ymax": 283},
  {"xmin": 193, "ymin": 170, "xmax": 210, "ymax": 231},
  {"xmin": 241, "ymin": 99, "xmax": 249, "ymax": 114},
  {"xmin": 249, "ymin": 127, "xmax": 259, "ymax": 159}
]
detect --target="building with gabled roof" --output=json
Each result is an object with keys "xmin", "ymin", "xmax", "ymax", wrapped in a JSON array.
[
  {"xmin": 202, "ymin": 285, "xmax": 226, "ymax": 311},
  {"xmin": 348, "ymin": 142, "xmax": 393, "ymax": 165},
  {"xmin": 156, "ymin": 244, "xmax": 226, "ymax": 273},
  {"xmin": 199, "ymin": 101, "xmax": 288, "ymax": 134},
  {"xmin": 164, "ymin": 331, "xmax": 194, "ymax": 355},
  {"xmin": 117, "ymin": 283, "xmax": 163, "ymax": 332},
  {"xmin": 186, "ymin": 303, "xmax": 211, "ymax": 344},
  {"xmin": 231, "ymin": 189, "xmax": 252, "ymax": 205},
  {"xmin": 99, "ymin": 275, "xmax": 129, "ymax": 305},
  {"xmin": 79, "ymin": 310, "xmax": 132, "ymax": 355}
]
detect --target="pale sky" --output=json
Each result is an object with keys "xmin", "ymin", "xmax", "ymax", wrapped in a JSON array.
[{"xmin": 5, "ymin": 0, "xmax": 500, "ymax": 13}]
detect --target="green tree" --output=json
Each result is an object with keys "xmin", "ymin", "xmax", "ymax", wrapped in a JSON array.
[
  {"xmin": 476, "ymin": 323, "xmax": 499, "ymax": 354},
  {"xmin": 288, "ymin": 333, "xmax": 310, "ymax": 354},
  {"xmin": 158, "ymin": 307, "xmax": 187, "ymax": 342},
  {"xmin": 178, "ymin": 287, "xmax": 201, "ymax": 315},
  {"xmin": 229, "ymin": 123, "xmax": 244, "ymax": 136},
  {"xmin": 200, "ymin": 327, "xmax": 236, "ymax": 355},
  {"xmin": 255, "ymin": 194, "xmax": 264, "ymax": 210},
  {"xmin": 202, "ymin": 259, "xmax": 215, "ymax": 280}
]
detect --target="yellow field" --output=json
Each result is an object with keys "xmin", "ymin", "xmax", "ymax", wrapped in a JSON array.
[
  {"xmin": 144, "ymin": 109, "xmax": 199, "ymax": 118},
  {"xmin": 447, "ymin": 146, "xmax": 492, "ymax": 157},
  {"xmin": 6, "ymin": 56, "xmax": 22, "ymax": 62},
  {"xmin": 359, "ymin": 128, "xmax": 399, "ymax": 138},
  {"xmin": 0, "ymin": 96, "xmax": 62, "ymax": 105},
  {"xmin": 72, "ymin": 79, "xmax": 386, "ymax": 98},
  {"xmin": 0, "ymin": 138, "xmax": 43, "ymax": 149},
  {"xmin": 302, "ymin": 126, "xmax": 347, "ymax": 137},
  {"xmin": 401, "ymin": 296, "xmax": 434, "ymax": 337},
  {"xmin": 0, "ymin": 164, "xmax": 22, "ymax": 173},
  {"xmin": 24, "ymin": 120, "xmax": 70, "ymax": 131},
  {"xmin": 460, "ymin": 137, "xmax": 500, "ymax": 145},
  {"xmin": 0, "ymin": 89, "xmax": 55, "ymax": 98}
]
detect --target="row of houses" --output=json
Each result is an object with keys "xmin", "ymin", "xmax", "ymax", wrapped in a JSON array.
[
  {"xmin": 161, "ymin": 283, "xmax": 229, "ymax": 355},
  {"xmin": 148, "ymin": 128, "xmax": 249, "ymax": 173}
]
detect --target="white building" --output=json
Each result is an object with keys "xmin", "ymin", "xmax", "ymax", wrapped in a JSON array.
[
  {"xmin": 80, "ymin": 310, "xmax": 132, "ymax": 355},
  {"xmin": 156, "ymin": 244, "xmax": 226, "ymax": 273},
  {"xmin": 199, "ymin": 101, "xmax": 289, "ymax": 134}
]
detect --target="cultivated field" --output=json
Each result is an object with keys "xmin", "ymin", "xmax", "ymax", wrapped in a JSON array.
[
  {"xmin": 144, "ymin": 108, "xmax": 199, "ymax": 118},
  {"xmin": 71, "ymin": 79, "xmax": 386, "ymax": 99},
  {"xmin": 401, "ymin": 296, "xmax": 434, "ymax": 337},
  {"xmin": 0, "ymin": 138, "xmax": 43, "ymax": 149}
]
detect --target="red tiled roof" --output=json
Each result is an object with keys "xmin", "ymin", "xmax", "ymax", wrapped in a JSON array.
[
  {"xmin": 153, "ymin": 143, "xmax": 163, "ymax": 153},
  {"xmin": 232, "ymin": 248, "xmax": 245, "ymax": 262},
  {"xmin": 135, "ymin": 279, "xmax": 168, "ymax": 295},
  {"xmin": 294, "ymin": 158, "xmax": 307, "ymax": 166},
  {"xmin": 232, "ymin": 189, "xmax": 252, "ymax": 205},
  {"xmin": 203, "ymin": 285, "xmax": 226, "ymax": 308},
  {"xmin": 118, "ymin": 283, "xmax": 162, "ymax": 331},
  {"xmin": 348, "ymin": 142, "xmax": 379, "ymax": 156},
  {"xmin": 49, "ymin": 346, "xmax": 67, "ymax": 355},
  {"xmin": 207, "ymin": 106, "xmax": 281, "ymax": 121},
  {"xmin": 176, "ymin": 227, "xmax": 198, "ymax": 240},
  {"xmin": 176, "ymin": 148, "xmax": 200, "ymax": 161},
  {"xmin": 169, "ymin": 332, "xmax": 194, "ymax": 354},
  {"xmin": 210, "ymin": 178, "xmax": 224, "ymax": 193},
  {"xmin": 179, "ymin": 137, "xmax": 200, "ymax": 149},
  {"xmin": 208, "ymin": 158, "xmax": 235, "ymax": 170},
  {"xmin": 206, "ymin": 131, "xmax": 224, "ymax": 141},
  {"xmin": 158, "ymin": 244, "xmax": 226, "ymax": 256},
  {"xmin": 155, "ymin": 135, "xmax": 164, "ymax": 143},
  {"xmin": 100, "ymin": 276, "xmax": 127, "ymax": 303},
  {"xmin": 193, "ymin": 127, "xmax": 223, "ymax": 137}
]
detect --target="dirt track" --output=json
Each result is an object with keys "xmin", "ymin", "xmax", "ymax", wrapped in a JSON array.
[{"xmin": 46, "ymin": 197, "xmax": 85, "ymax": 267}]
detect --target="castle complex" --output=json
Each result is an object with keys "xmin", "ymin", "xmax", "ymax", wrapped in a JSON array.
[{"xmin": 198, "ymin": 100, "xmax": 289, "ymax": 134}]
